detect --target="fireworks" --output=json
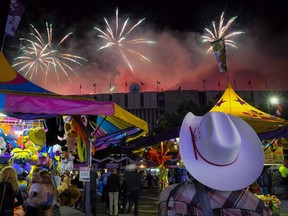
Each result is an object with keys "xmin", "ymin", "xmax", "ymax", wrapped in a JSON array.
[
  {"xmin": 201, "ymin": 12, "xmax": 244, "ymax": 54},
  {"xmin": 13, "ymin": 23, "xmax": 87, "ymax": 84},
  {"xmin": 94, "ymin": 8, "xmax": 156, "ymax": 72}
]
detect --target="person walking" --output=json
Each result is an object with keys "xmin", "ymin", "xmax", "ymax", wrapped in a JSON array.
[
  {"xmin": 26, "ymin": 169, "xmax": 58, "ymax": 216},
  {"xmin": 120, "ymin": 178, "xmax": 132, "ymax": 214},
  {"xmin": 144, "ymin": 172, "xmax": 154, "ymax": 192},
  {"xmin": 25, "ymin": 166, "xmax": 41, "ymax": 215},
  {"xmin": 100, "ymin": 169, "xmax": 111, "ymax": 203},
  {"xmin": 123, "ymin": 164, "xmax": 141, "ymax": 216},
  {"xmin": 0, "ymin": 166, "xmax": 24, "ymax": 216},
  {"xmin": 107, "ymin": 168, "xmax": 120, "ymax": 216},
  {"xmin": 159, "ymin": 111, "xmax": 271, "ymax": 215},
  {"xmin": 89, "ymin": 168, "xmax": 98, "ymax": 216}
]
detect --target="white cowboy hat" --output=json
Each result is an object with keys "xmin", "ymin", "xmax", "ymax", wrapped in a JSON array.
[{"xmin": 180, "ymin": 111, "xmax": 264, "ymax": 191}]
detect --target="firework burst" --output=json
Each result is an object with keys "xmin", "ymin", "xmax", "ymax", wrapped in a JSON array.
[
  {"xmin": 13, "ymin": 22, "xmax": 87, "ymax": 84},
  {"xmin": 94, "ymin": 8, "xmax": 156, "ymax": 72},
  {"xmin": 201, "ymin": 12, "xmax": 244, "ymax": 54}
]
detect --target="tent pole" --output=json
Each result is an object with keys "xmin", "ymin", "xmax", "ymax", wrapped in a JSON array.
[
  {"xmin": 85, "ymin": 115, "xmax": 92, "ymax": 216},
  {"xmin": 72, "ymin": 115, "xmax": 92, "ymax": 216}
]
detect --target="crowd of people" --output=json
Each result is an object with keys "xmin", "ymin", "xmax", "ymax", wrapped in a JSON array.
[
  {"xmin": 0, "ymin": 166, "xmax": 57, "ymax": 216},
  {"xmin": 0, "ymin": 162, "xmax": 157, "ymax": 216},
  {"xmin": 0, "ymin": 111, "xmax": 279, "ymax": 216}
]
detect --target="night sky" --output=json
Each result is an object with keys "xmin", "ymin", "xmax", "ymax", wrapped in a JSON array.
[{"xmin": 3, "ymin": 0, "xmax": 288, "ymax": 95}]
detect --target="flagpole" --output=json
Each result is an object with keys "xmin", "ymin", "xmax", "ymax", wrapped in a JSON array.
[
  {"xmin": 248, "ymin": 80, "xmax": 252, "ymax": 90},
  {"xmin": 93, "ymin": 84, "xmax": 96, "ymax": 95},
  {"xmin": 156, "ymin": 80, "xmax": 160, "ymax": 92},
  {"xmin": 202, "ymin": 80, "xmax": 206, "ymax": 91},
  {"xmin": 157, "ymin": 81, "xmax": 158, "ymax": 92}
]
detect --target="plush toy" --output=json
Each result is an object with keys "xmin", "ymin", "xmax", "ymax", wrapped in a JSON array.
[
  {"xmin": 0, "ymin": 127, "xmax": 17, "ymax": 152},
  {"xmin": 0, "ymin": 136, "xmax": 6, "ymax": 155},
  {"xmin": 11, "ymin": 148, "xmax": 32, "ymax": 190},
  {"xmin": 64, "ymin": 122, "xmax": 77, "ymax": 154},
  {"xmin": 279, "ymin": 164, "xmax": 288, "ymax": 178},
  {"xmin": 48, "ymin": 144, "xmax": 62, "ymax": 173},
  {"xmin": 57, "ymin": 175, "xmax": 70, "ymax": 194},
  {"xmin": 57, "ymin": 175, "xmax": 81, "ymax": 206},
  {"xmin": 60, "ymin": 146, "xmax": 74, "ymax": 175},
  {"xmin": 19, "ymin": 127, "xmax": 47, "ymax": 164}
]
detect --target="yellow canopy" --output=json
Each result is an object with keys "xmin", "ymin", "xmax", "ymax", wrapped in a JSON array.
[{"xmin": 210, "ymin": 83, "xmax": 288, "ymax": 134}]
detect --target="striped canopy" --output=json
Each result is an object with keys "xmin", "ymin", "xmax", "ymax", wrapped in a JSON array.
[{"xmin": 0, "ymin": 52, "xmax": 148, "ymax": 146}]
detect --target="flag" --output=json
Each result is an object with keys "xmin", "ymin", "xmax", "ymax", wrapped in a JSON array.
[
  {"xmin": 211, "ymin": 38, "xmax": 228, "ymax": 73},
  {"xmin": 141, "ymin": 81, "xmax": 144, "ymax": 85},
  {"xmin": 218, "ymin": 80, "xmax": 220, "ymax": 87},
  {"xmin": 248, "ymin": 80, "xmax": 251, "ymax": 85},
  {"xmin": 80, "ymin": 84, "xmax": 82, "ymax": 89},
  {"xmin": 5, "ymin": 0, "xmax": 25, "ymax": 37},
  {"xmin": 178, "ymin": 86, "xmax": 181, "ymax": 90},
  {"xmin": 93, "ymin": 83, "xmax": 96, "ymax": 87},
  {"xmin": 125, "ymin": 82, "xmax": 128, "ymax": 87},
  {"xmin": 157, "ymin": 80, "xmax": 160, "ymax": 84},
  {"xmin": 203, "ymin": 79, "xmax": 207, "ymax": 83}
]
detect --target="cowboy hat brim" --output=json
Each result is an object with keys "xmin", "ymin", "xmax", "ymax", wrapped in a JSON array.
[{"xmin": 180, "ymin": 112, "xmax": 264, "ymax": 191}]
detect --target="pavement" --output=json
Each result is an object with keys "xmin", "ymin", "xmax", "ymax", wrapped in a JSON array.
[
  {"xmin": 60, "ymin": 189, "xmax": 158, "ymax": 216},
  {"xmin": 59, "ymin": 190, "xmax": 288, "ymax": 216},
  {"xmin": 281, "ymin": 199, "xmax": 288, "ymax": 216}
]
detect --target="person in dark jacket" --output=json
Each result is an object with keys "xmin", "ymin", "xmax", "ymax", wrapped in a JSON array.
[
  {"xmin": 106, "ymin": 168, "xmax": 120, "ymax": 216},
  {"xmin": 0, "ymin": 166, "xmax": 24, "ymax": 216},
  {"xmin": 123, "ymin": 164, "xmax": 141, "ymax": 216},
  {"xmin": 90, "ymin": 169, "xmax": 98, "ymax": 216}
]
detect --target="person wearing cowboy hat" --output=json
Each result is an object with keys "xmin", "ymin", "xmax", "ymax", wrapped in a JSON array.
[{"xmin": 159, "ymin": 111, "xmax": 271, "ymax": 216}]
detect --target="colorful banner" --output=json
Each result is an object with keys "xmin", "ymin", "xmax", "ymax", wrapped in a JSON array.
[
  {"xmin": 5, "ymin": 0, "xmax": 25, "ymax": 37},
  {"xmin": 211, "ymin": 38, "xmax": 228, "ymax": 73}
]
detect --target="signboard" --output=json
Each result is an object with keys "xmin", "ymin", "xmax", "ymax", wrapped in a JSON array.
[
  {"xmin": 106, "ymin": 163, "xmax": 119, "ymax": 169},
  {"xmin": 79, "ymin": 167, "xmax": 90, "ymax": 181},
  {"xmin": 264, "ymin": 146, "xmax": 284, "ymax": 164}
]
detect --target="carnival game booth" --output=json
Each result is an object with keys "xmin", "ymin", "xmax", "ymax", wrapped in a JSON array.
[
  {"xmin": 0, "ymin": 52, "xmax": 149, "ymax": 215},
  {"xmin": 209, "ymin": 83, "xmax": 288, "ymax": 135},
  {"xmin": 0, "ymin": 51, "xmax": 148, "ymax": 159},
  {"xmin": 210, "ymin": 83, "xmax": 288, "ymax": 211}
]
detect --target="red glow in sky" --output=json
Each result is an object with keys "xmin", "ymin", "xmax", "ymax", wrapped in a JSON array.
[{"xmin": 6, "ymin": 0, "xmax": 288, "ymax": 95}]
